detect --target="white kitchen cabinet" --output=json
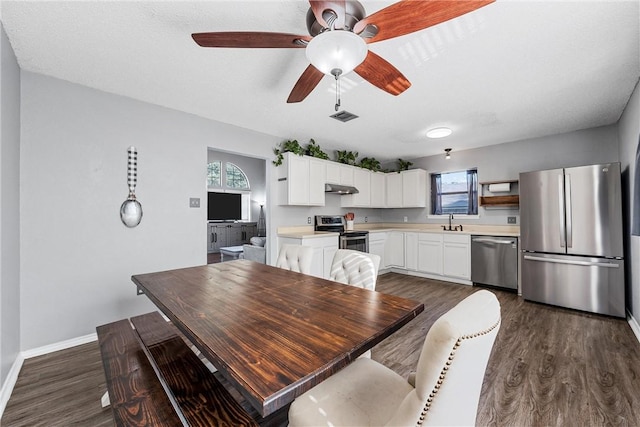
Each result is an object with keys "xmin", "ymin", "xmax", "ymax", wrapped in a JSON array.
[
  {"xmin": 339, "ymin": 164, "xmax": 355, "ymax": 186},
  {"xmin": 326, "ymin": 161, "xmax": 340, "ymax": 184},
  {"xmin": 369, "ymin": 232, "xmax": 387, "ymax": 269},
  {"xmin": 405, "ymin": 232, "xmax": 419, "ymax": 271},
  {"xmin": 370, "ymin": 172, "xmax": 386, "ymax": 208},
  {"xmin": 402, "ymin": 169, "xmax": 427, "ymax": 207},
  {"xmin": 442, "ymin": 234, "xmax": 471, "ymax": 280},
  {"xmin": 278, "ymin": 153, "xmax": 325, "ymax": 206},
  {"xmin": 385, "ymin": 232, "xmax": 405, "ymax": 268},
  {"xmin": 278, "ymin": 235, "xmax": 338, "ymax": 279},
  {"xmin": 385, "ymin": 173, "xmax": 403, "ymax": 208},
  {"xmin": 418, "ymin": 233, "xmax": 443, "ymax": 275},
  {"xmin": 342, "ymin": 167, "xmax": 371, "ymax": 207},
  {"xmin": 309, "ymin": 158, "xmax": 326, "ymax": 206}
]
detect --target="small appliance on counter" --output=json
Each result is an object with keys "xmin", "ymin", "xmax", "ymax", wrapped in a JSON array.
[
  {"xmin": 520, "ymin": 163, "xmax": 625, "ymax": 317},
  {"xmin": 315, "ymin": 215, "xmax": 369, "ymax": 253}
]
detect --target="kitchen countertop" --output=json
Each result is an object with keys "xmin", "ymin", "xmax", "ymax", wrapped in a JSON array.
[{"xmin": 277, "ymin": 224, "xmax": 519, "ymax": 238}]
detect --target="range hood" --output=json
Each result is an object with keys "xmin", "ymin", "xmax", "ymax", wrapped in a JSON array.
[{"xmin": 325, "ymin": 183, "xmax": 359, "ymax": 195}]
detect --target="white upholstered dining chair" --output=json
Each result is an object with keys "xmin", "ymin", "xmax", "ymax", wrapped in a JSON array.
[
  {"xmin": 329, "ymin": 249, "xmax": 381, "ymax": 291},
  {"xmin": 275, "ymin": 244, "xmax": 314, "ymax": 274},
  {"xmin": 288, "ymin": 289, "xmax": 501, "ymax": 427}
]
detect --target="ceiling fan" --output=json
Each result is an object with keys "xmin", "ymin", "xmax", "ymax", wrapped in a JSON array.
[{"xmin": 192, "ymin": 0, "xmax": 495, "ymax": 104}]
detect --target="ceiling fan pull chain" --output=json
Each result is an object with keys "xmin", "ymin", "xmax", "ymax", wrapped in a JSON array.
[{"xmin": 334, "ymin": 70, "xmax": 341, "ymax": 111}]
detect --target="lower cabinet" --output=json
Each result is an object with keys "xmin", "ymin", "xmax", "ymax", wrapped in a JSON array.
[
  {"xmin": 278, "ymin": 235, "xmax": 338, "ymax": 279},
  {"xmin": 405, "ymin": 233, "xmax": 419, "ymax": 271},
  {"xmin": 385, "ymin": 232, "xmax": 405, "ymax": 268},
  {"xmin": 418, "ymin": 233, "xmax": 443, "ymax": 275},
  {"xmin": 386, "ymin": 231, "xmax": 471, "ymax": 283},
  {"xmin": 442, "ymin": 234, "xmax": 471, "ymax": 280},
  {"xmin": 369, "ymin": 232, "xmax": 387, "ymax": 269},
  {"xmin": 207, "ymin": 223, "xmax": 257, "ymax": 253}
]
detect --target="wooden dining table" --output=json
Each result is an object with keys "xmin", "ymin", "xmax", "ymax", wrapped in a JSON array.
[{"xmin": 132, "ymin": 259, "xmax": 424, "ymax": 419}]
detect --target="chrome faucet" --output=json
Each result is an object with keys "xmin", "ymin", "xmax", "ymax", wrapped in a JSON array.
[
  {"xmin": 441, "ymin": 213, "xmax": 463, "ymax": 231},
  {"xmin": 449, "ymin": 214, "xmax": 453, "ymax": 230}
]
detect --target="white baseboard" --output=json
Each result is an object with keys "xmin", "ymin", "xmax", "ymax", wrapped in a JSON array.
[
  {"xmin": 20, "ymin": 333, "xmax": 97, "ymax": 360},
  {"xmin": 0, "ymin": 353, "xmax": 24, "ymax": 419},
  {"xmin": 0, "ymin": 333, "xmax": 99, "ymax": 419},
  {"xmin": 628, "ymin": 311, "xmax": 640, "ymax": 344}
]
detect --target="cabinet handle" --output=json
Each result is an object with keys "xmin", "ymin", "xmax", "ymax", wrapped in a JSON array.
[
  {"xmin": 211, "ymin": 233, "xmax": 214, "ymax": 243},
  {"xmin": 214, "ymin": 233, "xmax": 217, "ymax": 243}
]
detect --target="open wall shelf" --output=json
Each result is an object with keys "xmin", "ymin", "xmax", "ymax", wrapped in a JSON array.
[{"xmin": 479, "ymin": 180, "xmax": 519, "ymax": 207}]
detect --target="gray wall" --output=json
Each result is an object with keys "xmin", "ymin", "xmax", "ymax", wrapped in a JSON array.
[
  {"xmin": 618, "ymin": 79, "xmax": 640, "ymax": 319},
  {"xmin": 207, "ymin": 149, "xmax": 266, "ymax": 222},
  {"xmin": 0, "ymin": 24, "xmax": 21, "ymax": 387},
  {"xmin": 19, "ymin": 71, "xmax": 280, "ymax": 350},
  {"xmin": 383, "ymin": 125, "xmax": 620, "ymax": 225}
]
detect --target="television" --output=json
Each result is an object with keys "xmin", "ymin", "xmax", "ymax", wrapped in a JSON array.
[{"xmin": 208, "ymin": 192, "xmax": 242, "ymax": 221}]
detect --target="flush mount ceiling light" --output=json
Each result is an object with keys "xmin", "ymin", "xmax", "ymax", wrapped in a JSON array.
[
  {"xmin": 427, "ymin": 127, "xmax": 453, "ymax": 138},
  {"xmin": 445, "ymin": 148, "xmax": 452, "ymax": 160},
  {"xmin": 305, "ymin": 30, "xmax": 368, "ymax": 77}
]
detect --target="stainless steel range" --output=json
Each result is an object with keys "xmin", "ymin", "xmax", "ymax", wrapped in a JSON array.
[{"xmin": 315, "ymin": 215, "xmax": 369, "ymax": 253}]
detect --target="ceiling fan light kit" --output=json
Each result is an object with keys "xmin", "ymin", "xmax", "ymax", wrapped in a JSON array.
[
  {"xmin": 305, "ymin": 30, "xmax": 367, "ymax": 76},
  {"xmin": 445, "ymin": 148, "xmax": 452, "ymax": 160}
]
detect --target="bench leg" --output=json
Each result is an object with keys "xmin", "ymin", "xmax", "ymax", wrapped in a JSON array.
[{"xmin": 101, "ymin": 391, "xmax": 110, "ymax": 408}]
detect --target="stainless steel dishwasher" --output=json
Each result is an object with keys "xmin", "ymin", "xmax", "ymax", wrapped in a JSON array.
[{"xmin": 471, "ymin": 236, "xmax": 518, "ymax": 291}]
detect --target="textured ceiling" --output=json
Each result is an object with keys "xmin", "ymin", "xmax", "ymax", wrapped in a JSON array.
[{"xmin": 2, "ymin": 1, "xmax": 639, "ymax": 161}]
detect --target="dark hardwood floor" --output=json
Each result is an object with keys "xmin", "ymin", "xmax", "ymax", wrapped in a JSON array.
[{"xmin": 3, "ymin": 273, "xmax": 639, "ymax": 426}]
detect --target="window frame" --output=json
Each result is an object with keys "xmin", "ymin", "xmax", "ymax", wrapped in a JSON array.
[
  {"xmin": 207, "ymin": 160, "xmax": 252, "ymax": 221},
  {"xmin": 428, "ymin": 168, "xmax": 480, "ymax": 219}
]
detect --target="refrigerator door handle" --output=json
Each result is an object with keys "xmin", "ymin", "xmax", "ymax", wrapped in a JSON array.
[
  {"xmin": 565, "ymin": 174, "xmax": 572, "ymax": 248},
  {"xmin": 523, "ymin": 255, "xmax": 619, "ymax": 268},
  {"xmin": 558, "ymin": 174, "xmax": 566, "ymax": 247}
]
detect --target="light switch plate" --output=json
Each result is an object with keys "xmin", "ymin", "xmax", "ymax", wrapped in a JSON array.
[
  {"xmin": 307, "ymin": 217, "xmax": 312, "ymax": 224},
  {"xmin": 507, "ymin": 216, "xmax": 516, "ymax": 224},
  {"xmin": 190, "ymin": 198, "xmax": 200, "ymax": 208}
]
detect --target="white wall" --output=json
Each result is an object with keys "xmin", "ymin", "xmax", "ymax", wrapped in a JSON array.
[
  {"xmin": 383, "ymin": 125, "xmax": 620, "ymax": 225},
  {"xmin": 618, "ymin": 79, "xmax": 640, "ymax": 318},
  {"xmin": 0, "ymin": 24, "xmax": 21, "ymax": 386},
  {"xmin": 20, "ymin": 72, "xmax": 280, "ymax": 350}
]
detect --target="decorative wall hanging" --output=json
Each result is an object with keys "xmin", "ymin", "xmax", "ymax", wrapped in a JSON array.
[{"xmin": 120, "ymin": 146, "xmax": 143, "ymax": 228}]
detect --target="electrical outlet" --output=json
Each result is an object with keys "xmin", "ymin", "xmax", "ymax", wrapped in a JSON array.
[
  {"xmin": 403, "ymin": 216, "xmax": 408, "ymax": 223},
  {"xmin": 189, "ymin": 198, "xmax": 200, "ymax": 208},
  {"xmin": 365, "ymin": 216, "xmax": 368, "ymax": 223},
  {"xmin": 307, "ymin": 217, "xmax": 312, "ymax": 224},
  {"xmin": 507, "ymin": 216, "xmax": 516, "ymax": 224}
]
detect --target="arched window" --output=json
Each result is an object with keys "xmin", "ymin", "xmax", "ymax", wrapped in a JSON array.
[
  {"xmin": 207, "ymin": 161, "xmax": 251, "ymax": 220},
  {"xmin": 226, "ymin": 163, "xmax": 250, "ymax": 190},
  {"xmin": 207, "ymin": 161, "xmax": 221, "ymax": 187}
]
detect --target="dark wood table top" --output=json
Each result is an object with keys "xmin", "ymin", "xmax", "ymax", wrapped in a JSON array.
[{"xmin": 132, "ymin": 260, "xmax": 424, "ymax": 418}]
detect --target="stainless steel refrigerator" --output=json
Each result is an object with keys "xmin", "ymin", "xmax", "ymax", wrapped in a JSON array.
[{"xmin": 520, "ymin": 163, "xmax": 625, "ymax": 317}]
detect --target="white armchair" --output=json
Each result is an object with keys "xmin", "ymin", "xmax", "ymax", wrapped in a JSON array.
[
  {"xmin": 275, "ymin": 244, "xmax": 313, "ymax": 274},
  {"xmin": 288, "ymin": 290, "xmax": 501, "ymax": 427}
]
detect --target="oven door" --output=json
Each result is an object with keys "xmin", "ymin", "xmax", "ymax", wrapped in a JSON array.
[{"xmin": 340, "ymin": 234, "xmax": 369, "ymax": 253}]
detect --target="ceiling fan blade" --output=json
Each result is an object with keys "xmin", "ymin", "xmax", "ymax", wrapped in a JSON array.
[
  {"xmin": 354, "ymin": 0, "xmax": 495, "ymax": 43},
  {"xmin": 354, "ymin": 51, "xmax": 411, "ymax": 96},
  {"xmin": 287, "ymin": 65, "xmax": 325, "ymax": 103},
  {"xmin": 309, "ymin": 1, "xmax": 346, "ymax": 29},
  {"xmin": 192, "ymin": 32, "xmax": 311, "ymax": 48}
]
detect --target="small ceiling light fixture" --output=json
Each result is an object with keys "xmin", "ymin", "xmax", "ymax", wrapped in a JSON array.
[
  {"xmin": 445, "ymin": 148, "xmax": 452, "ymax": 160},
  {"xmin": 427, "ymin": 127, "xmax": 453, "ymax": 139}
]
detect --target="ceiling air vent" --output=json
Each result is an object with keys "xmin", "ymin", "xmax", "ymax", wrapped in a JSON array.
[{"xmin": 330, "ymin": 110, "xmax": 359, "ymax": 123}]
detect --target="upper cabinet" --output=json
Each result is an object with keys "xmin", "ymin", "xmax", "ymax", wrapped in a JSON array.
[
  {"xmin": 278, "ymin": 153, "xmax": 326, "ymax": 206},
  {"xmin": 278, "ymin": 154, "xmax": 426, "ymax": 208},
  {"xmin": 341, "ymin": 167, "xmax": 371, "ymax": 207},
  {"xmin": 401, "ymin": 169, "xmax": 427, "ymax": 207}
]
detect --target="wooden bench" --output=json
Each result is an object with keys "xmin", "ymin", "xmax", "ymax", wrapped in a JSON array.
[{"xmin": 97, "ymin": 312, "xmax": 257, "ymax": 427}]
